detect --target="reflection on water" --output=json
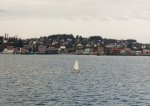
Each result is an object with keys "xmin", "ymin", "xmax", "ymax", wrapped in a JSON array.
[{"xmin": 0, "ymin": 55, "xmax": 150, "ymax": 105}]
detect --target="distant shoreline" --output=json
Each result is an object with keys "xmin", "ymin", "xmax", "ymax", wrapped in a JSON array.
[{"xmin": 1, "ymin": 53, "xmax": 150, "ymax": 56}]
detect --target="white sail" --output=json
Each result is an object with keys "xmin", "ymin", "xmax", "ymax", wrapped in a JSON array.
[{"xmin": 73, "ymin": 60, "xmax": 79, "ymax": 71}]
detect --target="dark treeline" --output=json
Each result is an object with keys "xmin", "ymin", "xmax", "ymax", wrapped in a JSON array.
[{"xmin": 0, "ymin": 34, "xmax": 138, "ymax": 46}]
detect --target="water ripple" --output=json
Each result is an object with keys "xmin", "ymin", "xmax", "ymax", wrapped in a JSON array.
[{"xmin": 0, "ymin": 55, "xmax": 150, "ymax": 105}]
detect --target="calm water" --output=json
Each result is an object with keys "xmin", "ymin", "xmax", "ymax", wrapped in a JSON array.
[{"xmin": 0, "ymin": 55, "xmax": 150, "ymax": 106}]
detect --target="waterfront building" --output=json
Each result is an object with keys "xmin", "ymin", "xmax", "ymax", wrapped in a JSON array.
[
  {"xmin": 46, "ymin": 47, "xmax": 59, "ymax": 54},
  {"xmin": 120, "ymin": 48, "xmax": 132, "ymax": 55},
  {"xmin": 143, "ymin": 49, "xmax": 150, "ymax": 55},
  {"xmin": 2, "ymin": 46, "xmax": 14, "ymax": 54},
  {"xmin": 97, "ymin": 47, "xmax": 105, "ymax": 55},
  {"xmin": 36, "ymin": 45, "xmax": 46, "ymax": 54}
]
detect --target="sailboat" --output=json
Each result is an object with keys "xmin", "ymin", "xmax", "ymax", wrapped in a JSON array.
[{"xmin": 73, "ymin": 60, "xmax": 80, "ymax": 71}]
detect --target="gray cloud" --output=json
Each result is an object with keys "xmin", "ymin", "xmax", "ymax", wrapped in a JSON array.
[
  {"xmin": 0, "ymin": 9, "xmax": 4, "ymax": 12},
  {"xmin": 0, "ymin": 9, "xmax": 7, "ymax": 13},
  {"xmin": 1, "ymin": 0, "xmax": 150, "ymax": 43},
  {"xmin": 1, "ymin": 0, "xmax": 150, "ymax": 21}
]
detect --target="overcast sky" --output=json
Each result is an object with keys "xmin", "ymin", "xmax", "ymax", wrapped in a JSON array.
[{"xmin": 0, "ymin": 0, "xmax": 150, "ymax": 43}]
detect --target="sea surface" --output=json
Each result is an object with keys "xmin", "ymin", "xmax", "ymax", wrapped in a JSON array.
[{"xmin": 0, "ymin": 55, "xmax": 150, "ymax": 106}]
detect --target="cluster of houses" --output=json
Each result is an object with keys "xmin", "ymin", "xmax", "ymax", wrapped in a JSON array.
[{"xmin": 0, "ymin": 34, "xmax": 150, "ymax": 56}]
